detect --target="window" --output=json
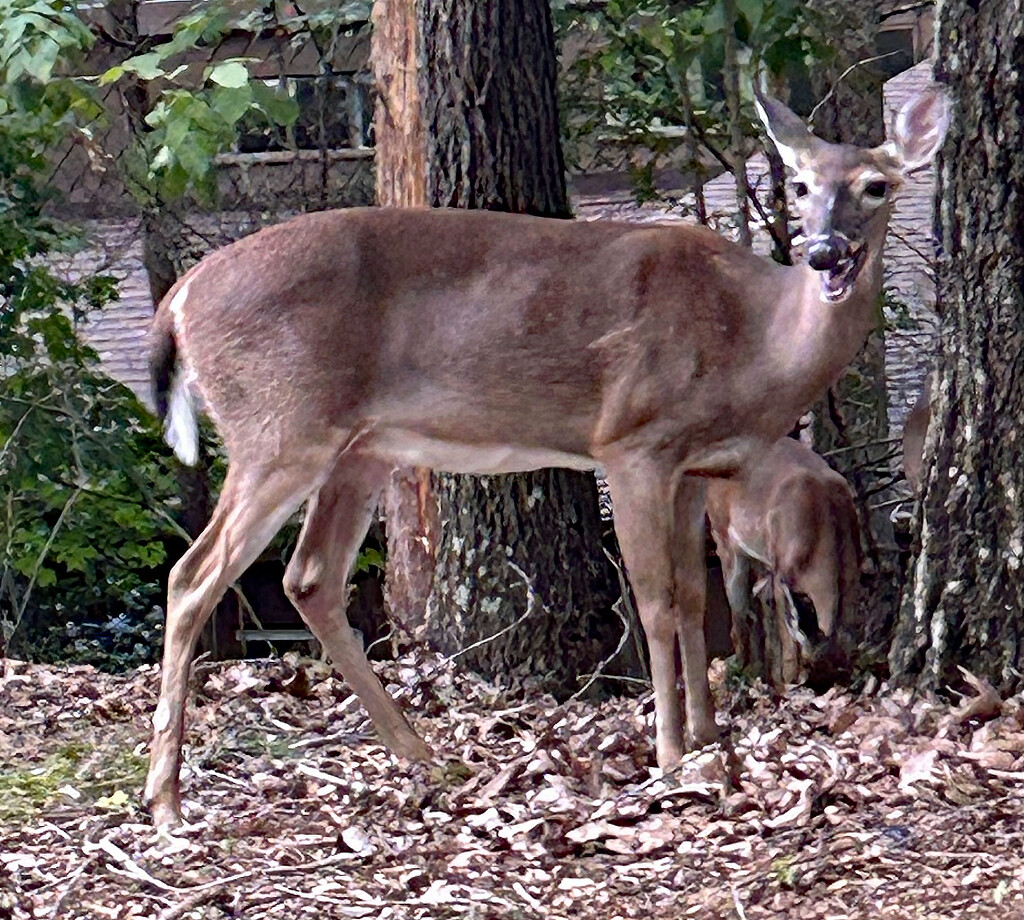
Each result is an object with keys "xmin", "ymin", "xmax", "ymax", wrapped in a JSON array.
[
  {"xmin": 236, "ymin": 75, "xmax": 372, "ymax": 153},
  {"xmin": 876, "ymin": 28, "xmax": 915, "ymax": 78}
]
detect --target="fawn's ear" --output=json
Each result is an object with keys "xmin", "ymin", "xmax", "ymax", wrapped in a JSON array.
[
  {"xmin": 890, "ymin": 87, "xmax": 950, "ymax": 171},
  {"xmin": 754, "ymin": 92, "xmax": 821, "ymax": 171}
]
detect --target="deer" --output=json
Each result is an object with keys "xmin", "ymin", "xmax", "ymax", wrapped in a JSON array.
[
  {"xmin": 705, "ymin": 437, "xmax": 862, "ymax": 686},
  {"xmin": 142, "ymin": 86, "xmax": 948, "ymax": 828}
]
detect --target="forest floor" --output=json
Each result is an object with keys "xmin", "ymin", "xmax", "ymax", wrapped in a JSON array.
[{"xmin": 3, "ymin": 651, "xmax": 1024, "ymax": 920}]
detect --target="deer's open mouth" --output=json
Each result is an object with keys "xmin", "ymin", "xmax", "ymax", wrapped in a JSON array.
[{"xmin": 821, "ymin": 244, "xmax": 866, "ymax": 303}]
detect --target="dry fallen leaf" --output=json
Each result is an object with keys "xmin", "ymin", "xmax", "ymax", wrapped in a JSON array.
[
  {"xmin": 898, "ymin": 748, "xmax": 939, "ymax": 791},
  {"xmin": 949, "ymin": 667, "xmax": 1003, "ymax": 725}
]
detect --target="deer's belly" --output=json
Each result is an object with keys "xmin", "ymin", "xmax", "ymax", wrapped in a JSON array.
[{"xmin": 370, "ymin": 430, "xmax": 598, "ymax": 475}]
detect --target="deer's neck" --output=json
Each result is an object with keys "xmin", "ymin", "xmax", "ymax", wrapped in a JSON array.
[{"xmin": 771, "ymin": 235, "xmax": 885, "ymax": 405}]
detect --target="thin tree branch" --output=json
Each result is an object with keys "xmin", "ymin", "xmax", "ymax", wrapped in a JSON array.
[{"xmin": 809, "ymin": 51, "xmax": 903, "ymax": 124}]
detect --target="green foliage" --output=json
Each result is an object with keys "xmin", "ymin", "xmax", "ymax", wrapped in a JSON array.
[
  {"xmin": 354, "ymin": 546, "xmax": 386, "ymax": 576},
  {"xmin": 0, "ymin": 1, "xmax": 103, "ymax": 162},
  {"xmin": 0, "ymin": 1, "xmax": 382, "ymax": 668},
  {"xmin": 0, "ymin": 3, "xmax": 181, "ymax": 664},
  {"xmin": 0, "ymin": 0, "xmax": 92, "ymax": 85},
  {"xmin": 0, "ymin": 741, "xmax": 147, "ymax": 820},
  {"xmin": 882, "ymin": 288, "xmax": 920, "ymax": 332},
  {"xmin": 553, "ymin": 0, "xmax": 835, "ymax": 174},
  {"xmin": 93, "ymin": 3, "xmax": 300, "ymax": 201},
  {"xmin": 94, "ymin": 1, "xmax": 372, "ymax": 203}
]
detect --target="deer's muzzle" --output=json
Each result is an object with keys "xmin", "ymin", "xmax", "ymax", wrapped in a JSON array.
[
  {"xmin": 806, "ymin": 235, "xmax": 864, "ymax": 304},
  {"xmin": 806, "ymin": 236, "xmax": 848, "ymax": 271}
]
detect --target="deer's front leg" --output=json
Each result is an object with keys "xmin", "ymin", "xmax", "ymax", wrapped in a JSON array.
[
  {"xmin": 671, "ymin": 476, "xmax": 718, "ymax": 747},
  {"xmin": 603, "ymin": 459, "xmax": 686, "ymax": 768}
]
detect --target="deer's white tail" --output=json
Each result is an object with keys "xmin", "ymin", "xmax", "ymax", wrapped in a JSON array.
[
  {"xmin": 150, "ymin": 282, "xmax": 199, "ymax": 466},
  {"xmin": 164, "ymin": 374, "xmax": 198, "ymax": 466}
]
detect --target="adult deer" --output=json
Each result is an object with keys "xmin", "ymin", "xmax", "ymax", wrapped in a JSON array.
[
  {"xmin": 705, "ymin": 437, "xmax": 861, "ymax": 685},
  {"xmin": 144, "ymin": 87, "xmax": 948, "ymax": 828}
]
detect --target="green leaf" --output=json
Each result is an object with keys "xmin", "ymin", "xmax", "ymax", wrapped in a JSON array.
[
  {"xmin": 701, "ymin": 1, "xmax": 725, "ymax": 34},
  {"xmin": 124, "ymin": 52, "xmax": 164, "ymax": 81},
  {"xmin": 163, "ymin": 114, "xmax": 190, "ymax": 151},
  {"xmin": 22, "ymin": 35, "xmax": 59, "ymax": 82},
  {"xmin": 174, "ymin": 137, "xmax": 211, "ymax": 179},
  {"xmin": 210, "ymin": 83, "xmax": 253, "ymax": 125},
  {"xmin": 160, "ymin": 162, "xmax": 190, "ymax": 199},
  {"xmin": 98, "ymin": 64, "xmax": 124, "ymax": 86},
  {"xmin": 736, "ymin": 0, "xmax": 763, "ymax": 31},
  {"xmin": 35, "ymin": 567, "xmax": 57, "ymax": 588},
  {"xmin": 208, "ymin": 60, "xmax": 249, "ymax": 89},
  {"xmin": 251, "ymin": 81, "xmax": 299, "ymax": 126},
  {"xmin": 149, "ymin": 144, "xmax": 173, "ymax": 174}
]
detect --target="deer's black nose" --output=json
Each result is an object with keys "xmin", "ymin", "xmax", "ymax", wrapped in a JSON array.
[{"xmin": 807, "ymin": 239, "xmax": 843, "ymax": 271}]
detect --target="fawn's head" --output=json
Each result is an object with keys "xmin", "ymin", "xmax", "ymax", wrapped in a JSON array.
[{"xmin": 755, "ymin": 87, "xmax": 949, "ymax": 303}]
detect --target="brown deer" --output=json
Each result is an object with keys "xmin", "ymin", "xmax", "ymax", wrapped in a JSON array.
[
  {"xmin": 143, "ymin": 88, "xmax": 948, "ymax": 828},
  {"xmin": 705, "ymin": 437, "xmax": 861, "ymax": 685}
]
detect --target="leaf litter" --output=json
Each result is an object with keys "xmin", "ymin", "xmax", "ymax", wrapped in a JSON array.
[{"xmin": 2, "ymin": 653, "xmax": 1024, "ymax": 919}]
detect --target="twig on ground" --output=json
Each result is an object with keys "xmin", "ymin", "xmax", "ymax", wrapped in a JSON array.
[
  {"xmin": 154, "ymin": 886, "xmax": 228, "ymax": 920},
  {"xmin": 570, "ymin": 552, "xmax": 634, "ymax": 701},
  {"xmin": 731, "ymin": 884, "xmax": 748, "ymax": 920}
]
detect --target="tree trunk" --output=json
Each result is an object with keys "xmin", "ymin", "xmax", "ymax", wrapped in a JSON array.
[
  {"xmin": 373, "ymin": 0, "xmax": 629, "ymax": 697},
  {"xmin": 722, "ymin": 0, "xmax": 751, "ymax": 248},
  {"xmin": 890, "ymin": 0, "xmax": 1024, "ymax": 689}
]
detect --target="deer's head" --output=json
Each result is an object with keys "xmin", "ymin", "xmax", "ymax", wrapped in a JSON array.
[{"xmin": 755, "ymin": 87, "xmax": 949, "ymax": 303}]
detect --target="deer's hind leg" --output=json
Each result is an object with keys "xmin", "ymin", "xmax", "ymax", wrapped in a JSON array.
[
  {"xmin": 146, "ymin": 460, "xmax": 324, "ymax": 829},
  {"xmin": 283, "ymin": 452, "xmax": 432, "ymax": 764}
]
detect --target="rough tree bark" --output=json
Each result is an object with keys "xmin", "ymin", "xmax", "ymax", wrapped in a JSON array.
[
  {"xmin": 890, "ymin": 0, "xmax": 1024, "ymax": 689},
  {"xmin": 372, "ymin": 0, "xmax": 627, "ymax": 697}
]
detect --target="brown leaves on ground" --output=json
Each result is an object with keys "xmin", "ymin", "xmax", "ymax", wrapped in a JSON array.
[{"xmin": 2, "ymin": 654, "xmax": 1024, "ymax": 919}]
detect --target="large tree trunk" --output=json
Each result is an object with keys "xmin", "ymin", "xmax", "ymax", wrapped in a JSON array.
[
  {"xmin": 890, "ymin": 0, "xmax": 1024, "ymax": 689},
  {"xmin": 373, "ymin": 0, "xmax": 628, "ymax": 697}
]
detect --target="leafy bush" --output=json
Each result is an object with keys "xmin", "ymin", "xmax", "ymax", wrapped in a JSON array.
[{"xmin": 0, "ymin": 5, "xmax": 182, "ymax": 664}]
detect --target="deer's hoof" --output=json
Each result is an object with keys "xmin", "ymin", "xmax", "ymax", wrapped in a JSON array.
[
  {"xmin": 148, "ymin": 797, "xmax": 183, "ymax": 832},
  {"xmin": 655, "ymin": 740, "xmax": 687, "ymax": 772},
  {"xmin": 396, "ymin": 735, "xmax": 434, "ymax": 764},
  {"xmin": 687, "ymin": 722, "xmax": 723, "ymax": 751}
]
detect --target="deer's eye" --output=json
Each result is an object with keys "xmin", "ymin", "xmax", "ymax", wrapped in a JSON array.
[
  {"xmin": 792, "ymin": 181, "xmax": 809, "ymax": 198},
  {"xmin": 864, "ymin": 179, "xmax": 889, "ymax": 199}
]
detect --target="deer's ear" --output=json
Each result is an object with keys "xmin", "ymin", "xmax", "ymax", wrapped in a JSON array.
[
  {"xmin": 754, "ymin": 92, "xmax": 817, "ymax": 171},
  {"xmin": 891, "ymin": 86, "xmax": 950, "ymax": 171}
]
